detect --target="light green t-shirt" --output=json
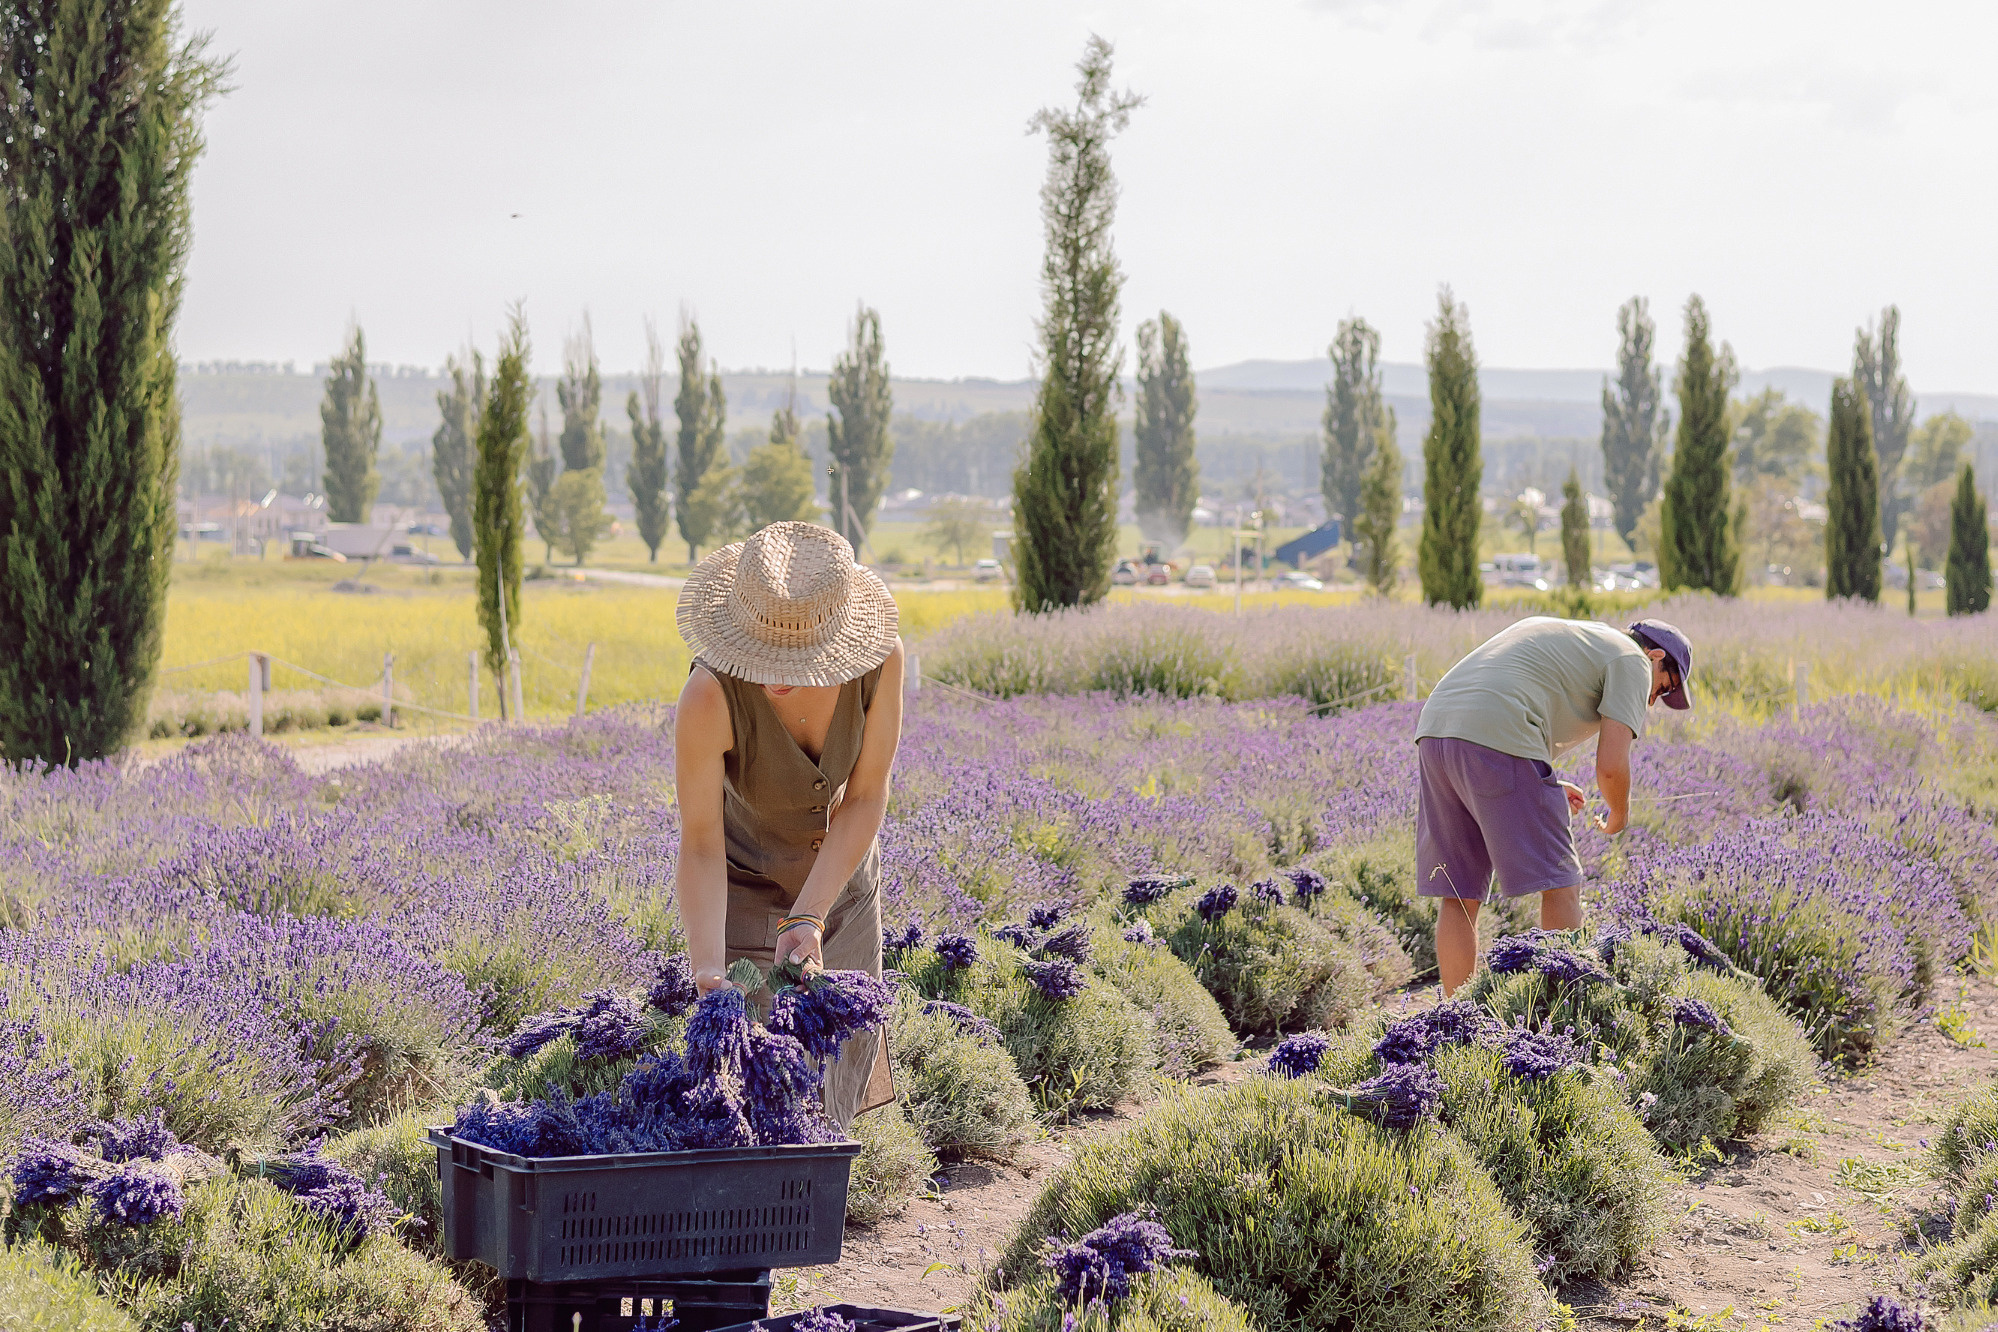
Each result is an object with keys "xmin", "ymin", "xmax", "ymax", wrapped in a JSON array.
[{"xmin": 1415, "ymin": 617, "xmax": 1651, "ymax": 762}]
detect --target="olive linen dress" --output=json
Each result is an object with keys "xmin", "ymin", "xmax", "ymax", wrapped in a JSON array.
[{"xmin": 698, "ymin": 659, "xmax": 895, "ymax": 1127}]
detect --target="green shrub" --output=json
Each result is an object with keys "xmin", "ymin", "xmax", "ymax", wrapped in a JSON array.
[
  {"xmin": 1304, "ymin": 886, "xmax": 1416, "ymax": 994},
  {"xmin": 1088, "ymin": 925, "xmax": 1233, "ymax": 1076},
  {"xmin": 846, "ymin": 1101, "xmax": 937, "ymax": 1226},
  {"xmin": 1310, "ymin": 834, "xmax": 1535, "ymax": 976},
  {"xmin": 890, "ymin": 993, "xmax": 1035, "ymax": 1162},
  {"xmin": 323, "ymin": 1110, "xmax": 446, "ymax": 1248},
  {"xmin": 0, "ymin": 1240, "xmax": 138, "ymax": 1332},
  {"xmin": 967, "ymin": 1267, "xmax": 1258, "ymax": 1332},
  {"xmin": 903, "ymin": 937, "xmax": 1158, "ymax": 1114},
  {"xmin": 1914, "ymin": 1215, "xmax": 1998, "ymax": 1307},
  {"xmin": 997, "ymin": 1078, "xmax": 1549, "ymax": 1332},
  {"xmin": 1935, "ymin": 1080, "xmax": 1998, "ymax": 1187},
  {"xmin": 1157, "ymin": 890, "xmax": 1372, "ymax": 1037},
  {"xmin": 118, "ymin": 1175, "xmax": 484, "ymax": 1332}
]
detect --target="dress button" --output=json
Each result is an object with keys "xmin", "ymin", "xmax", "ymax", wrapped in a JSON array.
[
  {"xmin": 810, "ymin": 838, "xmax": 823, "ymax": 850},
  {"xmin": 813, "ymin": 780, "xmax": 827, "ymax": 791},
  {"xmin": 810, "ymin": 805, "xmax": 824, "ymax": 813}
]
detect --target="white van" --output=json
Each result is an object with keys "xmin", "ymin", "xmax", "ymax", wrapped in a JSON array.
[{"xmin": 1488, "ymin": 553, "xmax": 1548, "ymax": 590}]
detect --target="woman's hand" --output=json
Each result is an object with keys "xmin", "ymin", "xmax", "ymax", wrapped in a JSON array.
[
  {"xmin": 694, "ymin": 966, "xmax": 732, "ymax": 996},
  {"xmin": 775, "ymin": 920, "xmax": 824, "ymax": 969}
]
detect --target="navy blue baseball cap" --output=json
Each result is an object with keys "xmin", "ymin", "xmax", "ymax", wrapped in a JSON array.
[{"xmin": 1628, "ymin": 619, "xmax": 1692, "ymax": 710}]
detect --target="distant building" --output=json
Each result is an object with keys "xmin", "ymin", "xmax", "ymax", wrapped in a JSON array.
[{"xmin": 1274, "ymin": 520, "xmax": 1343, "ymax": 568}]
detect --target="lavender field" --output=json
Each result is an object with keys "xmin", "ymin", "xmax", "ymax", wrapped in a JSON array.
[{"xmin": 4, "ymin": 602, "xmax": 1998, "ymax": 1330}]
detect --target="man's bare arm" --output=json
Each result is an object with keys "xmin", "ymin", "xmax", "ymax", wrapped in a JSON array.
[{"xmin": 1595, "ymin": 718, "xmax": 1634, "ymax": 834}]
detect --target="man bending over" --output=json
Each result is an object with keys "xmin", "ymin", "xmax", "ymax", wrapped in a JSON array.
[{"xmin": 1415, "ymin": 616, "xmax": 1692, "ymax": 994}]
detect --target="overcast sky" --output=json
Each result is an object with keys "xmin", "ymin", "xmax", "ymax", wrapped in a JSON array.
[{"xmin": 175, "ymin": 0, "xmax": 1998, "ymax": 392}]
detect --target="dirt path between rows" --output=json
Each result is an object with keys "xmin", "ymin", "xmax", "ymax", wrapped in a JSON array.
[{"xmin": 776, "ymin": 980, "xmax": 1998, "ymax": 1326}]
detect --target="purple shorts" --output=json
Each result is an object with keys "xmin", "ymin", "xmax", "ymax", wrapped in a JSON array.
[{"xmin": 1416, "ymin": 737, "xmax": 1584, "ymax": 901}]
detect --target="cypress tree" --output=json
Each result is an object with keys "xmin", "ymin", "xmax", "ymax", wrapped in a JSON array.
[
  {"xmin": 321, "ymin": 325, "xmax": 382, "ymax": 524},
  {"xmin": 1350, "ymin": 412, "xmax": 1402, "ymax": 595},
  {"xmin": 738, "ymin": 381, "xmax": 820, "ymax": 531},
  {"xmin": 1012, "ymin": 37, "xmax": 1142, "ymax": 612},
  {"xmin": 474, "ymin": 310, "xmax": 531, "ymax": 694},
  {"xmin": 1658, "ymin": 295, "xmax": 1741, "ymax": 595},
  {"xmin": 0, "ymin": 5, "xmax": 225, "ymax": 765},
  {"xmin": 525, "ymin": 404, "xmax": 558, "ymax": 564},
  {"xmin": 550, "ymin": 319, "xmax": 607, "ymax": 565},
  {"xmin": 1854, "ymin": 307, "xmax": 1916, "ymax": 548},
  {"xmin": 673, "ymin": 318, "xmax": 728, "ymax": 563},
  {"xmin": 1417, "ymin": 288, "xmax": 1482, "ymax": 609},
  {"xmin": 1322, "ymin": 316, "xmax": 1389, "ymax": 535},
  {"xmin": 626, "ymin": 321, "xmax": 670, "ymax": 562},
  {"xmin": 1824, "ymin": 376, "xmax": 1881, "ymax": 602},
  {"xmin": 1599, "ymin": 296, "xmax": 1669, "ymax": 550},
  {"xmin": 1561, "ymin": 467, "xmax": 1591, "ymax": 588},
  {"xmin": 826, "ymin": 305, "xmax": 893, "ymax": 552},
  {"xmin": 431, "ymin": 349, "xmax": 482, "ymax": 560},
  {"xmin": 1133, "ymin": 311, "xmax": 1198, "ymax": 549},
  {"xmin": 1946, "ymin": 463, "xmax": 1990, "ymax": 616}
]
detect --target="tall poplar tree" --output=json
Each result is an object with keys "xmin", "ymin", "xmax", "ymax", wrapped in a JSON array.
[
  {"xmin": 475, "ymin": 310, "xmax": 531, "ymax": 693},
  {"xmin": 1946, "ymin": 462, "xmax": 1991, "ymax": 616},
  {"xmin": 1658, "ymin": 295, "xmax": 1741, "ymax": 595},
  {"xmin": 321, "ymin": 325, "xmax": 382, "ymax": 523},
  {"xmin": 1133, "ymin": 311, "xmax": 1198, "ymax": 548},
  {"xmin": 826, "ymin": 305, "xmax": 893, "ymax": 551},
  {"xmin": 1012, "ymin": 36, "xmax": 1142, "ymax": 612},
  {"xmin": 1321, "ymin": 316, "xmax": 1389, "ymax": 533},
  {"xmin": 0, "ymin": 4, "xmax": 224, "ymax": 764},
  {"xmin": 1417, "ymin": 289, "xmax": 1482, "ymax": 609},
  {"xmin": 625, "ymin": 320, "xmax": 671, "ymax": 562},
  {"xmin": 431, "ymin": 349, "xmax": 482, "ymax": 560},
  {"xmin": 738, "ymin": 379, "xmax": 820, "ymax": 531},
  {"xmin": 1824, "ymin": 376, "xmax": 1881, "ymax": 602},
  {"xmin": 1561, "ymin": 468, "xmax": 1591, "ymax": 588},
  {"xmin": 549, "ymin": 319, "xmax": 608, "ymax": 564},
  {"xmin": 1854, "ymin": 306, "xmax": 1916, "ymax": 548},
  {"xmin": 525, "ymin": 403, "xmax": 558, "ymax": 564},
  {"xmin": 1599, "ymin": 297, "xmax": 1669, "ymax": 549},
  {"xmin": 1350, "ymin": 413, "xmax": 1402, "ymax": 595},
  {"xmin": 673, "ymin": 317, "xmax": 729, "ymax": 563}
]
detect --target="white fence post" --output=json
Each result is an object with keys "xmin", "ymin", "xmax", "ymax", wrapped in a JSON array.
[
  {"xmin": 508, "ymin": 649, "xmax": 525, "ymax": 724},
  {"xmin": 468, "ymin": 651, "xmax": 480, "ymax": 721},
  {"xmin": 575, "ymin": 643, "xmax": 596, "ymax": 719},
  {"xmin": 382, "ymin": 652, "xmax": 395, "ymax": 728},
  {"xmin": 1403, "ymin": 654, "xmax": 1419, "ymax": 701},
  {"xmin": 248, "ymin": 653, "xmax": 268, "ymax": 737},
  {"xmin": 1793, "ymin": 660, "xmax": 1809, "ymax": 717},
  {"xmin": 907, "ymin": 650, "xmax": 922, "ymax": 695}
]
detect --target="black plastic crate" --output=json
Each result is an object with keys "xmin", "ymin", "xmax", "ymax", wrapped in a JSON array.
[
  {"xmin": 506, "ymin": 1271, "xmax": 772, "ymax": 1332},
  {"xmin": 710, "ymin": 1308, "xmax": 961, "ymax": 1332},
  {"xmin": 431, "ymin": 1128, "xmax": 862, "ymax": 1283}
]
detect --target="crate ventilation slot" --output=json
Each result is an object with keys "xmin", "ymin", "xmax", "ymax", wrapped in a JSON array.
[{"xmin": 556, "ymin": 1181, "xmax": 816, "ymax": 1267}]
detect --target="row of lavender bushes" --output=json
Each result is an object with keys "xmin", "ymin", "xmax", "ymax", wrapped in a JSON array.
[{"xmin": 0, "ymin": 669, "xmax": 1992, "ymax": 1327}]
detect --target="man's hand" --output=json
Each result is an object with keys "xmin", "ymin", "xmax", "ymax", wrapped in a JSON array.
[
  {"xmin": 1558, "ymin": 780, "xmax": 1587, "ymax": 817},
  {"xmin": 1596, "ymin": 806, "xmax": 1628, "ymax": 836}
]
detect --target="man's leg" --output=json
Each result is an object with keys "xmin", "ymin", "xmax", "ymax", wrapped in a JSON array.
[
  {"xmin": 1437, "ymin": 895, "xmax": 1482, "ymax": 996},
  {"xmin": 1540, "ymin": 883, "xmax": 1582, "ymax": 931}
]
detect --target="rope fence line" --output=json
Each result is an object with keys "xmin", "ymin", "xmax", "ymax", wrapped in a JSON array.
[{"xmin": 159, "ymin": 651, "xmax": 249, "ymax": 676}]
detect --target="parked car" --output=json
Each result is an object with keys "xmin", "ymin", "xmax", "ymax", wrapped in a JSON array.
[
  {"xmin": 1111, "ymin": 559, "xmax": 1140, "ymax": 586},
  {"xmin": 390, "ymin": 543, "xmax": 442, "ymax": 565},
  {"xmin": 1144, "ymin": 564, "xmax": 1172, "ymax": 586},
  {"xmin": 1275, "ymin": 570, "xmax": 1324, "ymax": 591},
  {"xmin": 972, "ymin": 558, "xmax": 1004, "ymax": 583},
  {"xmin": 1183, "ymin": 564, "xmax": 1217, "ymax": 588}
]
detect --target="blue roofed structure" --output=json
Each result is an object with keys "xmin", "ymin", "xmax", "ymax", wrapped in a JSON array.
[{"xmin": 1274, "ymin": 519, "xmax": 1342, "ymax": 568}]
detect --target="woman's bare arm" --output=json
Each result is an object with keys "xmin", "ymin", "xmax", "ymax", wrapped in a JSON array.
[
  {"xmin": 673, "ymin": 667, "xmax": 735, "ymax": 992},
  {"xmin": 777, "ymin": 640, "xmax": 906, "ymax": 965}
]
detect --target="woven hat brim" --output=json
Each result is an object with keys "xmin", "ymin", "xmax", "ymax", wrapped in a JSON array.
[{"xmin": 676, "ymin": 542, "xmax": 901, "ymax": 687}]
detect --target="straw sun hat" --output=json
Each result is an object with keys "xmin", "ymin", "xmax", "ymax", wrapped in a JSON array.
[{"xmin": 675, "ymin": 522, "xmax": 900, "ymax": 687}]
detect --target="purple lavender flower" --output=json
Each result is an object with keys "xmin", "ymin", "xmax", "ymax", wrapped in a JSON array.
[
  {"xmin": 646, "ymin": 954, "xmax": 698, "ymax": 1017},
  {"xmin": 10, "ymin": 1139, "xmax": 92, "ymax": 1207},
  {"xmin": 1248, "ymin": 879, "xmax": 1285, "ymax": 907},
  {"xmin": 1328, "ymin": 1063, "xmax": 1446, "ymax": 1130},
  {"xmin": 883, "ymin": 921, "xmax": 925, "ymax": 953},
  {"xmin": 1372, "ymin": 1000, "xmax": 1498, "ymax": 1066},
  {"xmin": 1026, "ymin": 901, "xmax": 1071, "ymax": 931},
  {"xmin": 1665, "ymin": 997, "xmax": 1733, "ymax": 1036},
  {"xmin": 792, "ymin": 1308, "xmax": 858, "ymax": 1332},
  {"xmin": 1500, "ymin": 1027, "xmax": 1586, "ymax": 1081},
  {"xmin": 1533, "ymin": 949, "xmax": 1607, "ymax": 986},
  {"xmin": 1485, "ymin": 935, "xmax": 1544, "ymax": 974},
  {"xmin": 1121, "ymin": 920, "xmax": 1154, "ymax": 945},
  {"xmin": 1194, "ymin": 884, "xmax": 1237, "ymax": 923},
  {"xmin": 994, "ymin": 922, "xmax": 1037, "ymax": 948},
  {"xmin": 1286, "ymin": 868, "xmax": 1327, "ymax": 906},
  {"xmin": 572, "ymin": 991, "xmax": 653, "ymax": 1063},
  {"xmin": 88, "ymin": 1163, "xmax": 185, "ymax": 1227},
  {"xmin": 1267, "ymin": 1032, "xmax": 1331, "ymax": 1079},
  {"xmin": 1023, "ymin": 958, "xmax": 1086, "ymax": 1002},
  {"xmin": 922, "ymin": 1000, "xmax": 1003, "ymax": 1045},
  {"xmin": 1659, "ymin": 922, "xmax": 1734, "ymax": 973},
  {"xmin": 768, "ymin": 969, "xmax": 896, "ymax": 1062},
  {"xmin": 742, "ymin": 1027, "xmax": 837, "ymax": 1145},
  {"xmin": 87, "ymin": 1109, "xmax": 180, "ymax": 1164},
  {"xmin": 501, "ymin": 1007, "xmax": 579, "ymax": 1061},
  {"xmin": 1045, "ymin": 1212, "xmax": 1195, "ymax": 1305},
  {"xmin": 1123, "ymin": 877, "xmax": 1180, "ymax": 906},
  {"xmin": 1828, "ymin": 1296, "xmax": 1925, "ymax": 1332},
  {"xmin": 685, "ymin": 987, "xmax": 755, "ymax": 1081},
  {"xmin": 933, "ymin": 933, "xmax": 979, "ymax": 970},
  {"xmin": 1037, "ymin": 923, "xmax": 1094, "ymax": 964}
]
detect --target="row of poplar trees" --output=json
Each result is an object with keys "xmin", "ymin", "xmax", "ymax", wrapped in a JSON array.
[{"xmin": 1597, "ymin": 297, "xmax": 1990, "ymax": 614}]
